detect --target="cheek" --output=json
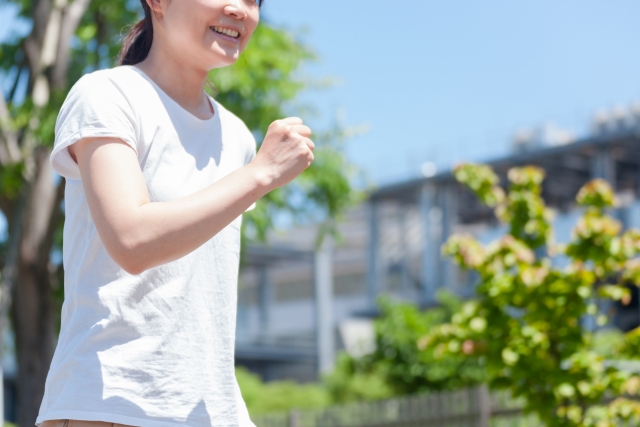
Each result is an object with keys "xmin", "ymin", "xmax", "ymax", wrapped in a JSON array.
[
  {"xmin": 164, "ymin": 12, "xmax": 209, "ymax": 52},
  {"xmin": 167, "ymin": 2, "xmax": 210, "ymax": 34},
  {"xmin": 242, "ymin": 12, "xmax": 260, "ymax": 48}
]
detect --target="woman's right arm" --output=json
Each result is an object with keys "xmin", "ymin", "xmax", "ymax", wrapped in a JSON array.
[{"xmin": 70, "ymin": 117, "xmax": 314, "ymax": 275}]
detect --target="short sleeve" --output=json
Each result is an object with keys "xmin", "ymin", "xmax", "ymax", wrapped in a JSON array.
[{"xmin": 51, "ymin": 71, "xmax": 138, "ymax": 180}]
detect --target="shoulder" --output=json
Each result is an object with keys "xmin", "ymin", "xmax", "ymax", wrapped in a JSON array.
[
  {"xmin": 65, "ymin": 66, "xmax": 150, "ymax": 107},
  {"xmin": 53, "ymin": 68, "xmax": 143, "ymax": 179},
  {"xmin": 56, "ymin": 67, "xmax": 142, "ymax": 145}
]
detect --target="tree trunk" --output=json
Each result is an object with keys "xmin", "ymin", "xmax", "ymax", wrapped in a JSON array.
[
  {"xmin": 12, "ymin": 146, "xmax": 60, "ymax": 426},
  {"xmin": 13, "ymin": 262, "xmax": 54, "ymax": 427}
]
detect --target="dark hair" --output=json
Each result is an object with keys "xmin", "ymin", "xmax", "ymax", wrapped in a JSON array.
[
  {"xmin": 118, "ymin": 0, "xmax": 264, "ymax": 66},
  {"xmin": 118, "ymin": 0, "xmax": 154, "ymax": 66}
]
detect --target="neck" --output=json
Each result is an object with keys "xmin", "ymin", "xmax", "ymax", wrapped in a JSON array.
[{"xmin": 135, "ymin": 43, "xmax": 213, "ymax": 120}]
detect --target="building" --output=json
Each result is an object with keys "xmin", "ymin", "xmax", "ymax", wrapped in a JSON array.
[{"xmin": 235, "ymin": 107, "xmax": 640, "ymax": 383}]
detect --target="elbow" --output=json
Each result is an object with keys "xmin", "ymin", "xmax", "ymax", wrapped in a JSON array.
[
  {"xmin": 120, "ymin": 259, "xmax": 147, "ymax": 276},
  {"xmin": 109, "ymin": 237, "xmax": 149, "ymax": 275}
]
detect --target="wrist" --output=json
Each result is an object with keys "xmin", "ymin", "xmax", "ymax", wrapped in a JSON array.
[{"xmin": 245, "ymin": 162, "xmax": 274, "ymax": 194}]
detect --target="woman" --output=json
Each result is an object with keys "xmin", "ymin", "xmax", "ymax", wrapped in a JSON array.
[{"xmin": 36, "ymin": 0, "xmax": 314, "ymax": 426}]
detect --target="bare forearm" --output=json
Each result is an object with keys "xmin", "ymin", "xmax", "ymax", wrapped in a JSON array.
[{"xmin": 115, "ymin": 163, "xmax": 269, "ymax": 274}]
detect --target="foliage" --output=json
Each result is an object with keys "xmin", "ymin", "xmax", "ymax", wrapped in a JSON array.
[
  {"xmin": 615, "ymin": 327, "xmax": 640, "ymax": 360},
  {"xmin": 236, "ymin": 367, "xmax": 332, "ymax": 416},
  {"xmin": 236, "ymin": 355, "xmax": 392, "ymax": 417},
  {"xmin": 322, "ymin": 351, "xmax": 395, "ymax": 403},
  {"xmin": 421, "ymin": 163, "xmax": 640, "ymax": 427},
  {"xmin": 590, "ymin": 328, "xmax": 625, "ymax": 359},
  {"xmin": 324, "ymin": 292, "xmax": 487, "ymax": 402},
  {"xmin": 367, "ymin": 294, "xmax": 487, "ymax": 394}
]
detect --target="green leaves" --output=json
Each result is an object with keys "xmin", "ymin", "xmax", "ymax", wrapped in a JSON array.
[
  {"xmin": 453, "ymin": 163, "xmax": 504, "ymax": 207},
  {"xmin": 442, "ymin": 233, "xmax": 486, "ymax": 269},
  {"xmin": 564, "ymin": 180, "xmax": 633, "ymax": 280},
  {"xmin": 236, "ymin": 366, "xmax": 332, "ymax": 416},
  {"xmin": 576, "ymin": 178, "xmax": 617, "ymax": 209},
  {"xmin": 421, "ymin": 163, "xmax": 640, "ymax": 426},
  {"xmin": 454, "ymin": 164, "xmax": 552, "ymax": 249},
  {"xmin": 76, "ymin": 24, "xmax": 98, "ymax": 42},
  {"xmin": 330, "ymin": 293, "xmax": 488, "ymax": 399},
  {"xmin": 501, "ymin": 167, "xmax": 554, "ymax": 249}
]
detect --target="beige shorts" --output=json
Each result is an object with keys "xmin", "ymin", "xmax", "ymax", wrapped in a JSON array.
[{"xmin": 41, "ymin": 420, "xmax": 135, "ymax": 427}]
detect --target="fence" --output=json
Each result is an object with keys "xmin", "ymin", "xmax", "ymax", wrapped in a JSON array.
[{"xmin": 253, "ymin": 387, "xmax": 542, "ymax": 427}]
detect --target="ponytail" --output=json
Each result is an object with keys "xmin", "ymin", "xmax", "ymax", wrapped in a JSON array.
[{"xmin": 118, "ymin": 0, "xmax": 154, "ymax": 66}]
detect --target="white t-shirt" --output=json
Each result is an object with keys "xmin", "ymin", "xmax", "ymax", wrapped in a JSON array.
[{"xmin": 36, "ymin": 66, "xmax": 257, "ymax": 427}]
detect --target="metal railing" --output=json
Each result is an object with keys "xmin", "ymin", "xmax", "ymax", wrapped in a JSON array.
[{"xmin": 253, "ymin": 387, "xmax": 543, "ymax": 427}]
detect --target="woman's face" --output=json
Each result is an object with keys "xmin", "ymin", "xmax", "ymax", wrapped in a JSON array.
[{"xmin": 151, "ymin": 0, "xmax": 260, "ymax": 71}]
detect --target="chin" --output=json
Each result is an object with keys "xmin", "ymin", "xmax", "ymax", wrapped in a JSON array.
[
  {"xmin": 205, "ymin": 58, "xmax": 237, "ymax": 71},
  {"xmin": 204, "ymin": 48, "xmax": 241, "ymax": 69}
]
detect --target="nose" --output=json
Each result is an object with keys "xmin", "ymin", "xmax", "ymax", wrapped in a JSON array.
[{"xmin": 224, "ymin": 0, "xmax": 248, "ymax": 20}]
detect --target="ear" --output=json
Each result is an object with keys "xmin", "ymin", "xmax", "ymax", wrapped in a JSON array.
[{"xmin": 145, "ymin": 0, "xmax": 164, "ymax": 14}]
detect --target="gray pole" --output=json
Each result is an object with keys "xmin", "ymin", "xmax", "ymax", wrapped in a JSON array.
[
  {"xmin": 399, "ymin": 205, "xmax": 411, "ymax": 294},
  {"xmin": 258, "ymin": 266, "xmax": 271, "ymax": 344},
  {"xmin": 367, "ymin": 201, "xmax": 381, "ymax": 309},
  {"xmin": 590, "ymin": 146, "xmax": 615, "ymax": 185},
  {"xmin": 441, "ymin": 184, "xmax": 458, "ymax": 291},
  {"xmin": 420, "ymin": 183, "xmax": 440, "ymax": 306},
  {"xmin": 315, "ymin": 235, "xmax": 334, "ymax": 375}
]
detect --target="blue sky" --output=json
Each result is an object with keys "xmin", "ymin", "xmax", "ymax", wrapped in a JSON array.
[
  {"xmin": 262, "ymin": 1, "xmax": 640, "ymax": 185},
  {"xmin": 3, "ymin": 1, "xmax": 640, "ymax": 185}
]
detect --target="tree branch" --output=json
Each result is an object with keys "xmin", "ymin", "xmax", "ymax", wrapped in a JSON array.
[
  {"xmin": 23, "ymin": 0, "xmax": 55, "ymax": 79},
  {"xmin": 0, "ymin": 89, "xmax": 22, "ymax": 165},
  {"xmin": 8, "ymin": 56, "xmax": 26, "ymax": 104},
  {"xmin": 20, "ymin": 146, "xmax": 57, "ymax": 266},
  {"xmin": 38, "ymin": 176, "xmax": 65, "ymax": 268},
  {"xmin": 53, "ymin": 0, "xmax": 93, "ymax": 89}
]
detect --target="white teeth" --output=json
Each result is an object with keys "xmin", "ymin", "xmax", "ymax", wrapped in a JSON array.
[{"xmin": 211, "ymin": 26, "xmax": 239, "ymax": 38}]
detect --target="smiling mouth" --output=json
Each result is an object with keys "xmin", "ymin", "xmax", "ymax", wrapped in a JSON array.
[{"xmin": 210, "ymin": 26, "xmax": 240, "ymax": 39}]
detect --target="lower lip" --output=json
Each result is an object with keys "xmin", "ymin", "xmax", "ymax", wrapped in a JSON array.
[{"xmin": 211, "ymin": 29, "xmax": 240, "ymax": 44}]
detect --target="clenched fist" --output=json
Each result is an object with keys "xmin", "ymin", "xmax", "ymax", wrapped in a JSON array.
[{"xmin": 250, "ymin": 117, "xmax": 315, "ymax": 190}]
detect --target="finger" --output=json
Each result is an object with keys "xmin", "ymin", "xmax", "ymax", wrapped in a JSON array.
[
  {"xmin": 282, "ymin": 117, "xmax": 303, "ymax": 126},
  {"xmin": 290, "ymin": 125, "xmax": 312, "ymax": 138},
  {"xmin": 304, "ymin": 138, "xmax": 315, "ymax": 151}
]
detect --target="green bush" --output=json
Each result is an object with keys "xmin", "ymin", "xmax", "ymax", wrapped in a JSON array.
[
  {"xmin": 423, "ymin": 164, "xmax": 640, "ymax": 427},
  {"xmin": 236, "ymin": 367, "xmax": 331, "ymax": 416}
]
